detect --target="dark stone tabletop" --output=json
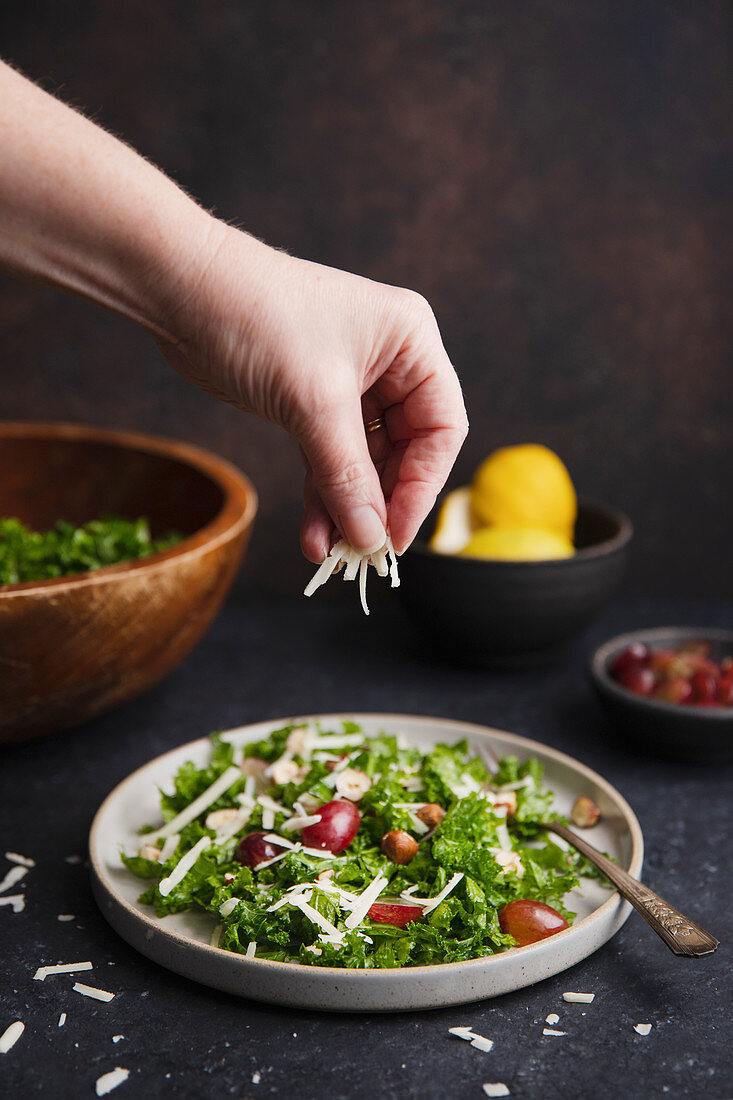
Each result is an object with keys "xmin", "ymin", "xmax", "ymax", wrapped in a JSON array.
[{"xmin": 1, "ymin": 588, "xmax": 731, "ymax": 1099}]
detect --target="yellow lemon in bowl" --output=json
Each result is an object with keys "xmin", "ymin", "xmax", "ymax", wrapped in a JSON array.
[
  {"xmin": 460, "ymin": 525, "xmax": 575, "ymax": 561},
  {"xmin": 471, "ymin": 444, "xmax": 577, "ymax": 540}
]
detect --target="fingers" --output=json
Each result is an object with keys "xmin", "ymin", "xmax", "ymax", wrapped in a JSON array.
[
  {"xmin": 299, "ymin": 384, "xmax": 388, "ymax": 555},
  {"xmin": 300, "ymin": 468, "xmax": 336, "ymax": 563}
]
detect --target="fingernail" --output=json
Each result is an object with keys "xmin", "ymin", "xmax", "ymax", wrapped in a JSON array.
[{"xmin": 340, "ymin": 506, "xmax": 386, "ymax": 555}]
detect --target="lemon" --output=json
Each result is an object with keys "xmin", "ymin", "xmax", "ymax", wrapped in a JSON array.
[
  {"xmin": 460, "ymin": 526, "xmax": 575, "ymax": 561},
  {"xmin": 471, "ymin": 444, "xmax": 577, "ymax": 539},
  {"xmin": 429, "ymin": 487, "xmax": 475, "ymax": 554}
]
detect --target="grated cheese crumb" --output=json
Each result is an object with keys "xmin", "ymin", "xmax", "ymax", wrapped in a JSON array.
[
  {"xmin": 0, "ymin": 865, "xmax": 29, "ymax": 894},
  {"xmin": 246, "ymin": 941, "xmax": 257, "ymax": 958},
  {"xmin": 563, "ymin": 992, "xmax": 595, "ymax": 1003},
  {"xmin": 113, "ymin": 1035, "xmax": 124, "ymax": 1043},
  {"xmin": 58, "ymin": 1013, "xmax": 67, "ymax": 1028},
  {"xmin": 542, "ymin": 1028, "xmax": 567, "ymax": 1037},
  {"xmin": 64, "ymin": 855, "xmax": 83, "ymax": 865},
  {"xmin": 634, "ymin": 1023, "xmax": 652, "ymax": 1036},
  {"xmin": 483, "ymin": 1086, "xmax": 510, "ymax": 1098},
  {"xmin": 57, "ymin": 914, "xmax": 75, "ymax": 922},
  {"xmin": 95, "ymin": 1067, "xmax": 130, "ymax": 1095},
  {"xmin": 545, "ymin": 1013, "xmax": 560, "ymax": 1026},
  {"xmin": 252, "ymin": 1072, "xmax": 261, "ymax": 1085},
  {"xmin": 449, "ymin": 1026, "xmax": 493, "ymax": 1052},
  {"xmin": 0, "ymin": 894, "xmax": 25, "ymax": 913},
  {"xmin": 73, "ymin": 982, "xmax": 115, "ymax": 1003},
  {"xmin": 0, "ymin": 1021, "xmax": 24, "ymax": 1053}
]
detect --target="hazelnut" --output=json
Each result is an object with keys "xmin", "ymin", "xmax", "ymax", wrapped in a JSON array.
[
  {"xmin": 492, "ymin": 849, "xmax": 525, "ymax": 878},
  {"xmin": 285, "ymin": 726, "xmax": 312, "ymax": 755},
  {"xmin": 571, "ymin": 795, "xmax": 601, "ymax": 828},
  {"xmin": 266, "ymin": 757, "xmax": 309, "ymax": 786},
  {"xmin": 492, "ymin": 791, "xmax": 517, "ymax": 817},
  {"xmin": 239, "ymin": 757, "xmax": 269, "ymax": 787},
  {"xmin": 381, "ymin": 829, "xmax": 418, "ymax": 864},
  {"xmin": 205, "ymin": 808, "xmax": 241, "ymax": 831},
  {"xmin": 139, "ymin": 844, "xmax": 161, "ymax": 862},
  {"xmin": 335, "ymin": 768, "xmax": 372, "ymax": 801},
  {"xmin": 416, "ymin": 803, "xmax": 444, "ymax": 829}
]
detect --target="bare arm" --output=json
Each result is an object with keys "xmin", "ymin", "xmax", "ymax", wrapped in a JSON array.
[{"xmin": 0, "ymin": 61, "xmax": 468, "ymax": 557}]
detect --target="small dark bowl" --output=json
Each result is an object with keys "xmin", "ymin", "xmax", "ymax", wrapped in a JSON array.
[
  {"xmin": 589, "ymin": 627, "xmax": 733, "ymax": 761},
  {"xmin": 397, "ymin": 498, "xmax": 632, "ymax": 666}
]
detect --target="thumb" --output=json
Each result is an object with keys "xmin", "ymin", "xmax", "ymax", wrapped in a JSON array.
[{"xmin": 299, "ymin": 397, "xmax": 387, "ymax": 555}]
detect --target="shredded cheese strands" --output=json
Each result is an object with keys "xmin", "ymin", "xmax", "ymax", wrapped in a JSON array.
[
  {"xmin": 0, "ymin": 895, "xmax": 25, "ymax": 913},
  {"xmin": 404, "ymin": 872, "xmax": 464, "ymax": 915},
  {"xmin": 344, "ymin": 873, "xmax": 388, "ymax": 930},
  {"xmin": 289, "ymin": 894, "xmax": 343, "ymax": 940},
  {"xmin": 563, "ymin": 991, "xmax": 595, "ymax": 1003},
  {"xmin": 246, "ymin": 941, "xmax": 257, "ymax": 958},
  {"xmin": 158, "ymin": 837, "xmax": 211, "ymax": 898},
  {"xmin": 0, "ymin": 1021, "xmax": 24, "ymax": 1054},
  {"xmin": 4, "ymin": 852, "xmax": 35, "ymax": 868},
  {"xmin": 0, "ymin": 865, "xmax": 28, "ymax": 894},
  {"xmin": 155, "ymin": 766, "xmax": 241, "ymax": 838},
  {"xmin": 448, "ymin": 1026, "xmax": 494, "ymax": 1053},
  {"xmin": 159, "ymin": 834, "xmax": 180, "ymax": 862},
  {"xmin": 304, "ymin": 537, "xmax": 400, "ymax": 615}
]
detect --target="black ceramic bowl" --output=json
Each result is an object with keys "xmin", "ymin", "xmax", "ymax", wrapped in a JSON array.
[
  {"xmin": 398, "ymin": 498, "xmax": 632, "ymax": 666},
  {"xmin": 589, "ymin": 627, "xmax": 733, "ymax": 761}
]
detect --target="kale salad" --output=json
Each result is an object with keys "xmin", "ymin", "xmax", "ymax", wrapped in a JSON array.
[{"xmin": 123, "ymin": 721, "xmax": 600, "ymax": 969}]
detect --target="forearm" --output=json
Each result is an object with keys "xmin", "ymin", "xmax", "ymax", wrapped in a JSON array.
[{"xmin": 0, "ymin": 60, "xmax": 233, "ymax": 339}]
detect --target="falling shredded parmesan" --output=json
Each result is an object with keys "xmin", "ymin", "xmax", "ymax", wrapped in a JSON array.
[
  {"xmin": 563, "ymin": 991, "xmax": 595, "ymax": 1003},
  {"xmin": 34, "ymin": 961, "xmax": 93, "ymax": 981},
  {"xmin": 73, "ymin": 982, "xmax": 115, "ymax": 1003},
  {"xmin": 0, "ymin": 1021, "xmax": 24, "ymax": 1053},
  {"xmin": 158, "ymin": 837, "xmax": 211, "ymax": 898},
  {"xmin": 5, "ymin": 852, "xmax": 35, "ymax": 868},
  {"xmin": 304, "ymin": 537, "xmax": 400, "ymax": 615},
  {"xmin": 634, "ymin": 1023, "xmax": 652, "ymax": 1036},
  {"xmin": 155, "ymin": 767, "xmax": 241, "ymax": 838},
  {"xmin": 95, "ymin": 1067, "xmax": 130, "ymax": 1096}
]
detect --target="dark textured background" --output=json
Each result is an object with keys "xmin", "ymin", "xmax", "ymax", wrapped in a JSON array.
[{"xmin": 1, "ymin": 1, "xmax": 731, "ymax": 596}]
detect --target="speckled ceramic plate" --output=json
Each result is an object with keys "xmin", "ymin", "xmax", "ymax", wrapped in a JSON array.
[{"xmin": 89, "ymin": 714, "xmax": 643, "ymax": 1012}]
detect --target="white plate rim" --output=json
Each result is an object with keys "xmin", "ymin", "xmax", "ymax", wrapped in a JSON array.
[{"xmin": 89, "ymin": 713, "xmax": 643, "ymax": 1005}]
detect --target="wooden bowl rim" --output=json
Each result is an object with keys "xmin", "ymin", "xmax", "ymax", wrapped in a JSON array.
[{"xmin": 0, "ymin": 421, "xmax": 258, "ymax": 598}]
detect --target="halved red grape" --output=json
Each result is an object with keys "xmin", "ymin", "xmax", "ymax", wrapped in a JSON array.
[
  {"xmin": 690, "ymin": 670, "xmax": 717, "ymax": 704},
  {"xmin": 716, "ymin": 674, "xmax": 733, "ymax": 706},
  {"xmin": 653, "ymin": 677, "xmax": 693, "ymax": 704},
  {"xmin": 498, "ymin": 899, "xmax": 568, "ymax": 946},
  {"xmin": 235, "ymin": 831, "xmax": 285, "ymax": 868},
  {"xmin": 300, "ymin": 800, "xmax": 360, "ymax": 853},
  {"xmin": 368, "ymin": 898, "xmax": 424, "ymax": 927}
]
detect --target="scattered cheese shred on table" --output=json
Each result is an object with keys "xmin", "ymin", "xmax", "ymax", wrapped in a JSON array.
[
  {"xmin": 34, "ymin": 961, "xmax": 93, "ymax": 981},
  {"xmin": 58, "ymin": 1013, "xmax": 67, "ymax": 1028},
  {"xmin": 545, "ymin": 1013, "xmax": 560, "ymax": 1025},
  {"xmin": 5, "ymin": 852, "xmax": 35, "ymax": 868},
  {"xmin": 73, "ymin": 982, "xmax": 115, "ymax": 1002},
  {"xmin": 95, "ymin": 1067, "xmax": 130, "ymax": 1096},
  {"xmin": 0, "ymin": 894, "xmax": 25, "ymax": 913},
  {"xmin": 57, "ymin": 914, "xmax": 75, "ymax": 922},
  {"xmin": 542, "ymin": 1028, "xmax": 567, "ymax": 1037},
  {"xmin": 483, "ymin": 1086, "xmax": 510, "ymax": 1098},
  {"xmin": 0, "ymin": 1021, "xmax": 24, "ymax": 1054},
  {"xmin": 563, "ymin": 991, "xmax": 595, "ymax": 1003},
  {"xmin": 448, "ymin": 1026, "xmax": 494, "ymax": 1053},
  {"xmin": 634, "ymin": 1023, "xmax": 652, "ymax": 1036},
  {"xmin": 304, "ymin": 537, "xmax": 400, "ymax": 615},
  {"xmin": 0, "ymin": 865, "xmax": 29, "ymax": 894},
  {"xmin": 112, "ymin": 1035, "xmax": 124, "ymax": 1043}
]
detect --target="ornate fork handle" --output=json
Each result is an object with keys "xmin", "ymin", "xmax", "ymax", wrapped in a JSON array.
[{"xmin": 545, "ymin": 820, "xmax": 719, "ymax": 958}]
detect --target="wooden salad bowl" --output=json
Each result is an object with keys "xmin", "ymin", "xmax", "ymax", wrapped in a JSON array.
[{"xmin": 0, "ymin": 423, "xmax": 257, "ymax": 743}]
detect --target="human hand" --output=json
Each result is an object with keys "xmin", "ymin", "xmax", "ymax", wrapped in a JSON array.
[{"xmin": 156, "ymin": 222, "xmax": 468, "ymax": 561}]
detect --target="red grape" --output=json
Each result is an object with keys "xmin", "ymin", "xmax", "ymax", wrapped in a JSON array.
[
  {"xmin": 610, "ymin": 643, "xmax": 651, "ymax": 680},
  {"xmin": 690, "ymin": 670, "xmax": 717, "ymax": 704},
  {"xmin": 498, "ymin": 899, "xmax": 569, "ymax": 946},
  {"xmin": 653, "ymin": 677, "xmax": 693, "ymax": 704},
  {"xmin": 300, "ymin": 800, "xmax": 360, "ymax": 853},
  {"xmin": 368, "ymin": 898, "xmax": 424, "ymax": 927},
  {"xmin": 717, "ymin": 674, "xmax": 733, "ymax": 706},
  {"xmin": 616, "ymin": 665, "xmax": 656, "ymax": 696},
  {"xmin": 235, "ymin": 831, "xmax": 287, "ymax": 868}
]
